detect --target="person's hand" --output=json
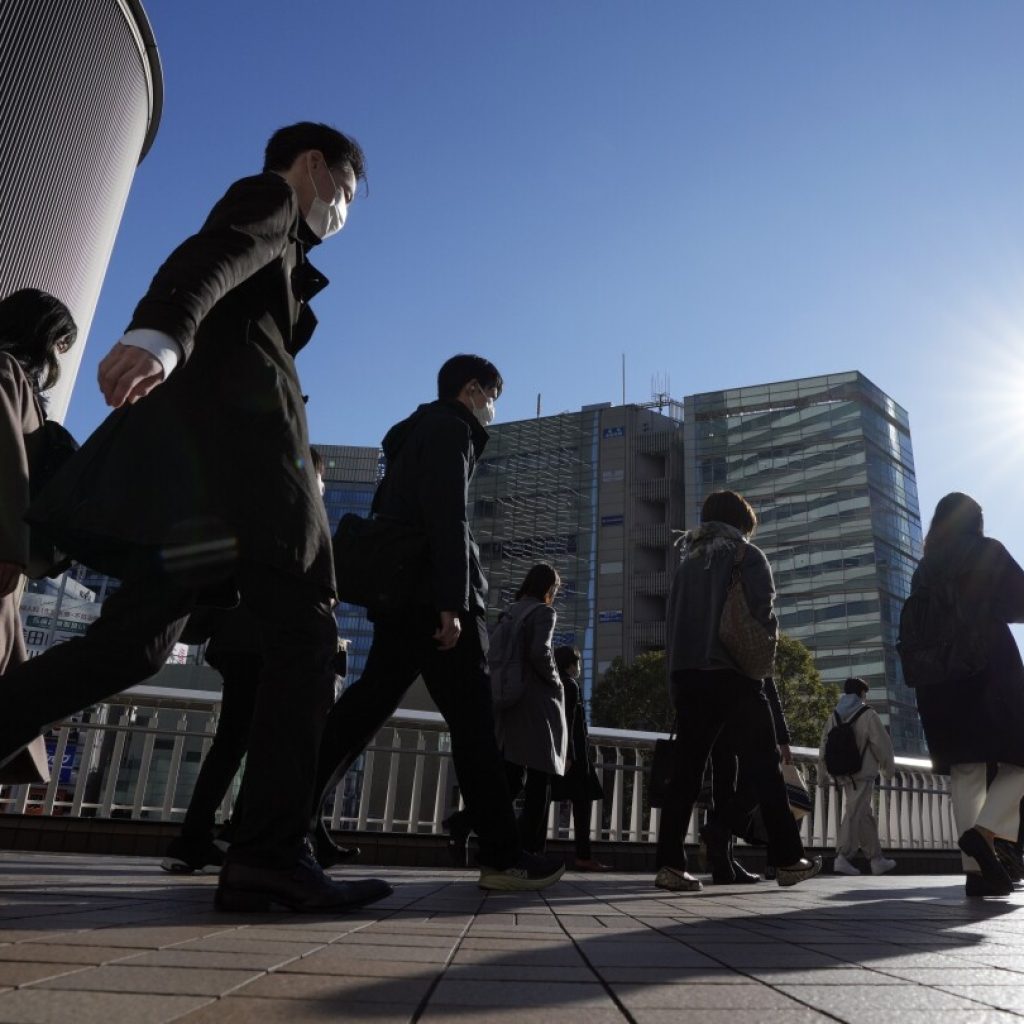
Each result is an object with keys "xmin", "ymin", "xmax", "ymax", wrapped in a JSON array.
[
  {"xmin": 0, "ymin": 562, "xmax": 24, "ymax": 598},
  {"xmin": 433, "ymin": 611, "xmax": 462, "ymax": 650},
  {"xmin": 779, "ymin": 743, "xmax": 793, "ymax": 764},
  {"xmin": 98, "ymin": 342, "xmax": 164, "ymax": 407}
]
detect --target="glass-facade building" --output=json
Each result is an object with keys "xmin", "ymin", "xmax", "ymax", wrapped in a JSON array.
[
  {"xmin": 316, "ymin": 443, "xmax": 382, "ymax": 681},
  {"xmin": 683, "ymin": 372, "xmax": 924, "ymax": 753}
]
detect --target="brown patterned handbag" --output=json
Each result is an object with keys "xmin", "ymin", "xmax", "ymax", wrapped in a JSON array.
[{"xmin": 719, "ymin": 544, "xmax": 777, "ymax": 679}]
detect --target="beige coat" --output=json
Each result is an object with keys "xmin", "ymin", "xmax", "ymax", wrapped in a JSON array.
[
  {"xmin": 0, "ymin": 352, "xmax": 42, "ymax": 673},
  {"xmin": 818, "ymin": 694, "xmax": 896, "ymax": 783}
]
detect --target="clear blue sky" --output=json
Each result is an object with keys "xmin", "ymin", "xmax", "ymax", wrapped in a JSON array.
[{"xmin": 68, "ymin": 0, "xmax": 1024, "ymax": 548}]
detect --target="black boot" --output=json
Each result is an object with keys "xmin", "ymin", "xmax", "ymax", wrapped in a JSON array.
[
  {"xmin": 959, "ymin": 828, "xmax": 1013, "ymax": 896},
  {"xmin": 700, "ymin": 821, "xmax": 734, "ymax": 883}
]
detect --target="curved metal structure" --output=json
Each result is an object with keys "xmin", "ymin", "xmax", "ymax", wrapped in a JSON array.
[{"xmin": 0, "ymin": 0, "xmax": 163, "ymax": 420}]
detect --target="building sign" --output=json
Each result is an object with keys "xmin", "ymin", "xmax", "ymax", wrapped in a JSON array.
[
  {"xmin": 598, "ymin": 610, "xmax": 623, "ymax": 623},
  {"xmin": 600, "ymin": 514, "xmax": 624, "ymax": 526},
  {"xmin": 44, "ymin": 736, "xmax": 76, "ymax": 784},
  {"xmin": 602, "ymin": 426, "xmax": 625, "ymax": 439}
]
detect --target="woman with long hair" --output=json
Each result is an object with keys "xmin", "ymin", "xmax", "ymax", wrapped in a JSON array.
[
  {"xmin": 656, "ymin": 490, "xmax": 821, "ymax": 892},
  {"xmin": 446, "ymin": 562, "xmax": 568, "ymax": 859},
  {"xmin": 911, "ymin": 492, "xmax": 1024, "ymax": 896},
  {"xmin": 0, "ymin": 289, "xmax": 76, "ymax": 781}
]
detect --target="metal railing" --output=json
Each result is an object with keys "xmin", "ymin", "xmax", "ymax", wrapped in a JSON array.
[{"xmin": 0, "ymin": 693, "xmax": 957, "ymax": 851}]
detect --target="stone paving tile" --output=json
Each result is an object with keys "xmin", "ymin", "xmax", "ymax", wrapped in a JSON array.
[
  {"xmin": 626, "ymin": 1012, "xmax": 843, "ymax": 1024},
  {"xmin": 237, "ymin": 970, "xmax": 433, "ymax": 1003},
  {"xmin": 0, "ymin": 944, "xmax": 140, "ymax": 966},
  {"xmin": 612, "ymin": 981, "xmax": 806, "ymax": 1010},
  {"xmin": 0, "ymin": 963, "xmax": 90, "ymax": 987},
  {"xmin": 595, "ymin": 966, "xmax": 755, "ymax": 984},
  {"xmin": 746, "ymin": 967, "xmax": 908, "ymax": 984},
  {"xmin": 443, "ymin": 963, "xmax": 596, "ymax": 982},
  {"xmin": 0, "ymin": 989, "xmax": 210, "ymax": 1023},
  {"xmin": 419, "ymin": 1010, "xmax": 629, "ymax": 1023},
  {"xmin": 170, "ymin": 935, "xmax": 330, "ymax": 956},
  {"xmin": 32, "ymin": 964, "xmax": 260, "ymax": 997},
  {"xmin": 277, "ymin": 948, "xmax": 440, "ymax": 978},
  {"xmin": 174, "ymin": 997, "xmax": 415, "ymax": 1022},
  {"xmin": 428, "ymin": 977, "xmax": 613, "ymax": 1008},
  {"xmin": 120, "ymin": 948, "xmax": 302, "ymax": 971},
  {"xmin": 880, "ymin": 967, "xmax": 1024, "ymax": 985},
  {"xmin": 774, "ymin": 983, "xmax": 986, "ymax": 1013},
  {"xmin": 451, "ymin": 945, "xmax": 586, "ymax": 967},
  {"xmin": 936, "ymin": 986, "xmax": 1024, "ymax": 1012}
]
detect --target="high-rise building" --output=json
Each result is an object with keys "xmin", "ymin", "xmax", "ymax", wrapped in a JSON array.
[
  {"xmin": 469, "ymin": 401, "xmax": 685, "ymax": 702},
  {"xmin": 316, "ymin": 443, "xmax": 382, "ymax": 680},
  {"xmin": 683, "ymin": 372, "xmax": 923, "ymax": 752}
]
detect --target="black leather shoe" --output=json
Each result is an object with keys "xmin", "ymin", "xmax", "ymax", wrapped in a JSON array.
[
  {"xmin": 215, "ymin": 854, "xmax": 392, "ymax": 913},
  {"xmin": 966, "ymin": 871, "xmax": 1014, "ymax": 898},
  {"xmin": 313, "ymin": 821, "xmax": 361, "ymax": 869},
  {"xmin": 958, "ymin": 828, "xmax": 1013, "ymax": 896},
  {"xmin": 729, "ymin": 858, "xmax": 762, "ymax": 884},
  {"xmin": 994, "ymin": 839, "xmax": 1024, "ymax": 882}
]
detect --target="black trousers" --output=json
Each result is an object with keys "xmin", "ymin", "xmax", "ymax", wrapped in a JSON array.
[
  {"xmin": 181, "ymin": 651, "xmax": 261, "ymax": 843},
  {"xmin": 0, "ymin": 565, "xmax": 337, "ymax": 868},
  {"xmin": 504, "ymin": 761, "xmax": 551, "ymax": 854},
  {"xmin": 314, "ymin": 609, "xmax": 521, "ymax": 870},
  {"xmin": 571, "ymin": 791, "xmax": 593, "ymax": 859},
  {"xmin": 656, "ymin": 668, "xmax": 804, "ymax": 870}
]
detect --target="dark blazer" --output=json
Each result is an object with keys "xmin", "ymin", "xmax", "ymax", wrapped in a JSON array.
[
  {"xmin": 372, "ymin": 399, "xmax": 488, "ymax": 616},
  {"xmin": 550, "ymin": 665, "xmax": 605, "ymax": 803},
  {"xmin": 913, "ymin": 535, "xmax": 1024, "ymax": 773},
  {"xmin": 27, "ymin": 173, "xmax": 333, "ymax": 592}
]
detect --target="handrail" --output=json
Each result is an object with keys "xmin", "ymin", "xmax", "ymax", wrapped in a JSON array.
[{"xmin": 0, "ymin": 697, "xmax": 957, "ymax": 851}]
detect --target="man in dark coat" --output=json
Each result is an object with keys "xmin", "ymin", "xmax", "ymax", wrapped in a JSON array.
[
  {"xmin": 312, "ymin": 354, "xmax": 565, "ymax": 891},
  {"xmin": 0, "ymin": 122, "xmax": 390, "ymax": 913}
]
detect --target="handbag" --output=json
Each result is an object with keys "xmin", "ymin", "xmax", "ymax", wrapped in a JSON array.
[
  {"xmin": 333, "ymin": 513, "xmax": 428, "ymax": 613},
  {"xmin": 0, "ymin": 736, "xmax": 50, "ymax": 786},
  {"xmin": 719, "ymin": 543, "xmax": 777, "ymax": 679},
  {"xmin": 648, "ymin": 724, "xmax": 677, "ymax": 809},
  {"xmin": 782, "ymin": 762, "xmax": 812, "ymax": 820}
]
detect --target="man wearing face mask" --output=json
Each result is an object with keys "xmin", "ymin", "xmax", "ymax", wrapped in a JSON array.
[
  {"xmin": 0, "ymin": 122, "xmax": 392, "ymax": 913},
  {"xmin": 310, "ymin": 354, "xmax": 566, "ymax": 891}
]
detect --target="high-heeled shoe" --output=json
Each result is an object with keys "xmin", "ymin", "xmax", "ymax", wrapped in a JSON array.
[
  {"xmin": 443, "ymin": 812, "xmax": 472, "ymax": 868},
  {"xmin": 958, "ymin": 828, "xmax": 1013, "ymax": 896},
  {"xmin": 729, "ymin": 857, "xmax": 761, "ymax": 884}
]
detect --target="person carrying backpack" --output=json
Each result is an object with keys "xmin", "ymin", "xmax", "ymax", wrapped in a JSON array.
[{"xmin": 818, "ymin": 677, "xmax": 896, "ymax": 876}]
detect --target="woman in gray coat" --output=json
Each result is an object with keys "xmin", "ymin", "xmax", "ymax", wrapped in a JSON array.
[{"xmin": 494, "ymin": 563, "xmax": 568, "ymax": 853}]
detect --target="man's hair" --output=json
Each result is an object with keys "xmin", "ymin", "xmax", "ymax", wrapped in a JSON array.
[
  {"xmin": 437, "ymin": 354, "xmax": 503, "ymax": 401},
  {"xmin": 263, "ymin": 122, "xmax": 366, "ymax": 184},
  {"xmin": 309, "ymin": 446, "xmax": 324, "ymax": 477},
  {"xmin": 844, "ymin": 677, "xmax": 869, "ymax": 696},
  {"xmin": 700, "ymin": 490, "xmax": 757, "ymax": 536},
  {"xmin": 554, "ymin": 644, "xmax": 582, "ymax": 675},
  {"xmin": 515, "ymin": 562, "xmax": 560, "ymax": 602}
]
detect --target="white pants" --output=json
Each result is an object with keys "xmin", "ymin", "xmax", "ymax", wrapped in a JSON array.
[
  {"xmin": 837, "ymin": 778, "xmax": 882, "ymax": 860},
  {"xmin": 950, "ymin": 763, "xmax": 1024, "ymax": 871}
]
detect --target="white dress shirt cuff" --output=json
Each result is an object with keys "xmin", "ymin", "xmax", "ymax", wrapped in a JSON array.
[{"xmin": 120, "ymin": 329, "xmax": 182, "ymax": 378}]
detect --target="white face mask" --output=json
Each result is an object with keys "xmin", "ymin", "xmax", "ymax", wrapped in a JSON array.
[
  {"xmin": 306, "ymin": 166, "xmax": 347, "ymax": 239},
  {"xmin": 472, "ymin": 383, "xmax": 496, "ymax": 427}
]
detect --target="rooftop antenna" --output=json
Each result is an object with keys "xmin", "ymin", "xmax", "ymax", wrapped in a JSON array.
[
  {"xmin": 621, "ymin": 353, "xmax": 626, "ymax": 406},
  {"xmin": 536, "ymin": 393, "xmax": 541, "ymax": 418},
  {"xmin": 651, "ymin": 372, "xmax": 671, "ymax": 411}
]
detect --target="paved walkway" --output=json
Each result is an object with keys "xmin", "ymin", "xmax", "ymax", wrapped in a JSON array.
[{"xmin": 1, "ymin": 853, "xmax": 1024, "ymax": 1022}]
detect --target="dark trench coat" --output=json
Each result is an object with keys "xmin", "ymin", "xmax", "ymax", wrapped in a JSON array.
[
  {"xmin": 27, "ymin": 173, "xmax": 334, "ymax": 595},
  {"xmin": 912, "ymin": 535, "xmax": 1024, "ymax": 774}
]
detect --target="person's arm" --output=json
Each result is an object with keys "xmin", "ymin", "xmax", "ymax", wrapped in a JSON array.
[
  {"xmin": 866, "ymin": 710, "xmax": 896, "ymax": 779},
  {"xmin": 762, "ymin": 676, "xmax": 792, "ymax": 745},
  {"xmin": 99, "ymin": 175, "xmax": 297, "ymax": 407},
  {"xmin": 984, "ymin": 540, "xmax": 1024, "ymax": 624},
  {"xmin": 416, "ymin": 415, "xmax": 473, "ymax": 618},
  {"xmin": 0, "ymin": 360, "xmax": 33, "ymax": 594},
  {"xmin": 742, "ymin": 546, "xmax": 779, "ymax": 637},
  {"xmin": 527, "ymin": 605, "xmax": 562, "ymax": 688}
]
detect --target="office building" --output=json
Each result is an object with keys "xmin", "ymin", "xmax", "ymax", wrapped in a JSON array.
[{"xmin": 683, "ymin": 372, "xmax": 924, "ymax": 752}]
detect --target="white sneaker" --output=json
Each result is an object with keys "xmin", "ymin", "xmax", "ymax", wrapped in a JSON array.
[
  {"xmin": 870, "ymin": 856, "xmax": 897, "ymax": 875},
  {"xmin": 833, "ymin": 854, "xmax": 861, "ymax": 876}
]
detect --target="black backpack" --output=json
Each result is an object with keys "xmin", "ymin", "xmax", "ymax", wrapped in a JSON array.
[
  {"xmin": 897, "ymin": 577, "xmax": 989, "ymax": 689},
  {"xmin": 823, "ymin": 705, "xmax": 868, "ymax": 778}
]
